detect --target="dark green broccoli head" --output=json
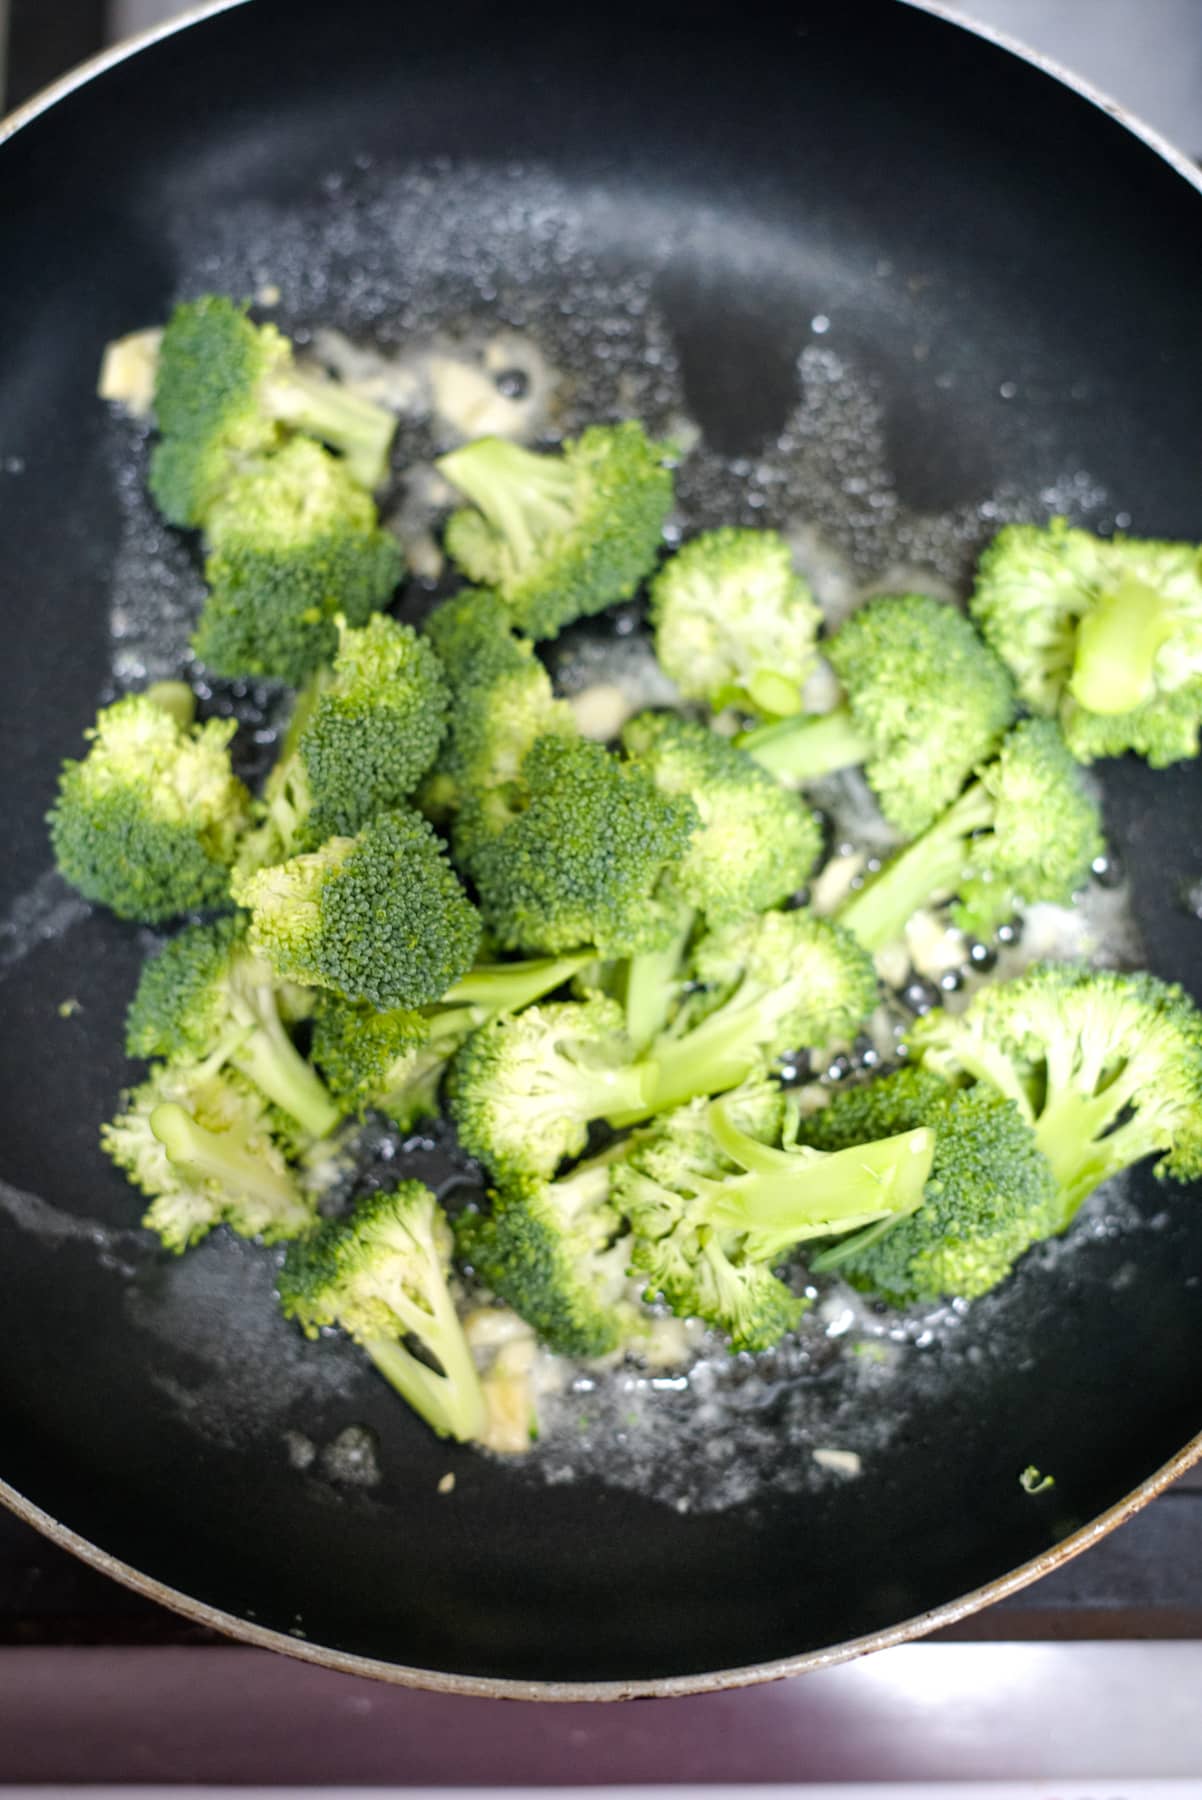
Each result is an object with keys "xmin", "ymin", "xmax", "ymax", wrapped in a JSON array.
[
  {"xmin": 649, "ymin": 526, "xmax": 820, "ymax": 717},
  {"xmin": 310, "ymin": 991, "xmax": 431, "ymax": 1114},
  {"xmin": 233, "ymin": 805, "xmax": 481, "ymax": 1010},
  {"xmin": 971, "ymin": 520, "xmax": 1202, "ymax": 768},
  {"xmin": 456, "ymin": 1156, "xmax": 643, "ymax": 1358},
  {"xmin": 470, "ymin": 735, "xmax": 698, "ymax": 957},
  {"xmin": 438, "ymin": 424, "xmax": 674, "ymax": 639},
  {"xmin": 912, "ymin": 961, "xmax": 1202, "ymax": 1223},
  {"xmin": 802, "ymin": 1065, "xmax": 1060, "ymax": 1304},
  {"xmin": 449, "ymin": 997, "xmax": 651, "ymax": 1182},
  {"xmin": 48, "ymin": 691, "xmax": 251, "ymax": 923},
  {"xmin": 194, "ymin": 439, "xmax": 403, "ymax": 684},
  {"xmin": 149, "ymin": 296, "xmax": 397, "ymax": 526},
  {"xmin": 277, "ymin": 1181, "xmax": 485, "ymax": 1441},
  {"xmin": 621, "ymin": 710, "xmax": 822, "ymax": 926}
]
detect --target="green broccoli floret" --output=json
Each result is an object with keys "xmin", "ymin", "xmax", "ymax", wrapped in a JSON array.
[
  {"xmin": 102, "ymin": 1062, "xmax": 315, "ymax": 1252},
  {"xmin": 740, "ymin": 593, "xmax": 1016, "ymax": 837},
  {"xmin": 125, "ymin": 915, "xmax": 339, "ymax": 1139},
  {"xmin": 148, "ymin": 295, "xmax": 397, "ymax": 526},
  {"xmin": 437, "ymin": 424, "xmax": 673, "ymax": 639},
  {"xmin": 418, "ymin": 589, "xmax": 575, "ymax": 857},
  {"xmin": 277, "ymin": 1181, "xmax": 485, "ymax": 1442},
  {"xmin": 193, "ymin": 439, "xmax": 403, "ymax": 684},
  {"xmin": 970, "ymin": 520, "xmax": 1202, "ymax": 767},
  {"xmin": 631, "ymin": 909, "xmax": 879, "ymax": 1118},
  {"xmin": 48, "ymin": 687, "xmax": 251, "ymax": 923},
  {"xmin": 615, "ymin": 1086, "xmax": 935, "ymax": 1350},
  {"xmin": 911, "ymin": 962, "xmax": 1202, "ymax": 1224},
  {"xmin": 310, "ymin": 952, "xmax": 589, "ymax": 1128},
  {"xmin": 836, "ymin": 718, "xmax": 1103, "ymax": 952},
  {"xmin": 469, "ymin": 735, "xmax": 698, "ymax": 957},
  {"xmin": 621, "ymin": 711, "xmax": 822, "ymax": 927},
  {"xmin": 449, "ymin": 998, "xmax": 652, "ymax": 1182},
  {"xmin": 649, "ymin": 527, "xmax": 821, "ymax": 718},
  {"xmin": 233, "ymin": 805, "xmax": 481, "ymax": 1009},
  {"xmin": 801, "ymin": 1066, "xmax": 1061, "ymax": 1304},
  {"xmin": 456, "ymin": 1145, "xmax": 647, "ymax": 1357}
]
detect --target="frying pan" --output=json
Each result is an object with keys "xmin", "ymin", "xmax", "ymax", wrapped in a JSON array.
[{"xmin": 1, "ymin": 0, "xmax": 1201, "ymax": 1702}]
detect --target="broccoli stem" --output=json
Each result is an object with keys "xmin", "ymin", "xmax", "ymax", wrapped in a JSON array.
[
  {"xmin": 739, "ymin": 703, "xmax": 870, "ymax": 782},
  {"xmin": 437, "ymin": 439, "xmax": 577, "ymax": 564},
  {"xmin": 262, "ymin": 367, "xmax": 396, "ymax": 492},
  {"xmin": 744, "ymin": 668, "xmax": 807, "ymax": 719},
  {"xmin": 445, "ymin": 953, "xmax": 591, "ymax": 1012},
  {"xmin": 231, "ymin": 1011, "xmax": 341, "ymax": 1139},
  {"xmin": 149, "ymin": 1102, "xmax": 298, "ymax": 1211},
  {"xmin": 836, "ymin": 781, "xmax": 994, "ymax": 952},
  {"xmin": 360, "ymin": 1272, "xmax": 485, "ymax": 1442},
  {"xmin": 1068, "ymin": 575, "xmax": 1175, "ymax": 715},
  {"xmin": 1031, "ymin": 1057, "xmax": 1151, "ymax": 1227},
  {"xmin": 621, "ymin": 914, "xmax": 694, "ymax": 1052},
  {"xmin": 144, "ymin": 680, "xmax": 197, "ymax": 730}
]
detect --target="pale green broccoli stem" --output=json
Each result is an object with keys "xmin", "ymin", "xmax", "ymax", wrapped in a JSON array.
[
  {"xmin": 1030, "ymin": 1053, "xmax": 1156, "ymax": 1227},
  {"xmin": 836, "ymin": 781, "xmax": 995, "ymax": 952},
  {"xmin": 231, "ymin": 1009, "xmax": 341, "ymax": 1139},
  {"xmin": 359, "ymin": 1274, "xmax": 485, "ymax": 1442},
  {"xmin": 149, "ymin": 1102, "xmax": 298, "ymax": 1212},
  {"xmin": 1069, "ymin": 575, "xmax": 1176, "ymax": 715},
  {"xmin": 145, "ymin": 681, "xmax": 197, "ymax": 730},
  {"xmin": 622, "ymin": 914, "xmax": 694, "ymax": 1052},
  {"xmin": 739, "ymin": 703, "xmax": 870, "ymax": 782},
  {"xmin": 262, "ymin": 367, "xmax": 396, "ymax": 491},
  {"xmin": 438, "ymin": 439, "xmax": 577, "ymax": 564},
  {"xmin": 744, "ymin": 668, "xmax": 808, "ymax": 720},
  {"xmin": 626, "ymin": 978, "xmax": 808, "ymax": 1121},
  {"xmin": 446, "ymin": 953, "xmax": 592, "ymax": 1011}
]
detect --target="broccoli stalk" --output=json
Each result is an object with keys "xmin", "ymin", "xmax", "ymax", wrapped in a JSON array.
[
  {"xmin": 740, "ymin": 705, "xmax": 870, "ymax": 781},
  {"xmin": 278, "ymin": 1182, "xmax": 486, "ymax": 1442},
  {"xmin": 150, "ymin": 1100, "xmax": 304, "ymax": 1220},
  {"xmin": 1069, "ymin": 573, "xmax": 1178, "ymax": 715},
  {"xmin": 836, "ymin": 718, "xmax": 1103, "ymax": 952}
]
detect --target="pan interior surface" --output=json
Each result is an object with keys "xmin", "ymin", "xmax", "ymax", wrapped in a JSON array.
[{"xmin": 1, "ymin": 0, "xmax": 1201, "ymax": 1688}]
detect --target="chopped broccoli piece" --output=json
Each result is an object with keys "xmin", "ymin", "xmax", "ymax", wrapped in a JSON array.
[
  {"xmin": 836, "ymin": 719, "xmax": 1103, "ymax": 951},
  {"xmin": 631, "ymin": 909, "xmax": 879, "ymax": 1117},
  {"xmin": 740, "ymin": 593, "xmax": 1016, "ymax": 837},
  {"xmin": 437, "ymin": 424, "xmax": 673, "ymax": 639},
  {"xmin": 148, "ymin": 295, "xmax": 396, "ymax": 526},
  {"xmin": 650, "ymin": 527, "xmax": 820, "ymax": 717},
  {"xmin": 802, "ymin": 1066, "xmax": 1061, "ymax": 1303},
  {"xmin": 449, "ymin": 998, "xmax": 652, "ymax": 1182},
  {"xmin": 193, "ymin": 439, "xmax": 403, "ymax": 684},
  {"xmin": 615, "ymin": 1087, "xmax": 935, "ymax": 1349},
  {"xmin": 457, "ymin": 1145, "xmax": 647, "ymax": 1357},
  {"xmin": 970, "ymin": 520, "xmax": 1202, "ymax": 767},
  {"xmin": 277, "ymin": 1181, "xmax": 486, "ymax": 1442},
  {"xmin": 469, "ymin": 735, "xmax": 698, "ymax": 957},
  {"xmin": 102, "ymin": 1063, "xmax": 315, "ymax": 1252},
  {"xmin": 911, "ymin": 962, "xmax": 1202, "ymax": 1224},
  {"xmin": 125, "ymin": 915, "xmax": 339, "ymax": 1138},
  {"xmin": 621, "ymin": 711, "xmax": 823, "ymax": 927},
  {"xmin": 233, "ymin": 806, "xmax": 481, "ymax": 1009},
  {"xmin": 48, "ymin": 688, "xmax": 251, "ymax": 923}
]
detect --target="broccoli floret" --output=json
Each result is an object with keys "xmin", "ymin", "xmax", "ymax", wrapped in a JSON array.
[
  {"xmin": 449, "ymin": 998, "xmax": 652, "ymax": 1182},
  {"xmin": 456, "ymin": 1146, "xmax": 647, "ymax": 1357},
  {"xmin": 631, "ymin": 909, "xmax": 879, "ymax": 1117},
  {"xmin": 148, "ymin": 296, "xmax": 397, "ymax": 526},
  {"xmin": 437, "ymin": 424, "xmax": 673, "ymax": 639},
  {"xmin": 621, "ymin": 711, "xmax": 823, "ymax": 927},
  {"xmin": 310, "ymin": 952, "xmax": 589, "ymax": 1127},
  {"xmin": 649, "ymin": 527, "xmax": 821, "ymax": 718},
  {"xmin": 740, "ymin": 593, "xmax": 1016, "ymax": 837},
  {"xmin": 193, "ymin": 440, "xmax": 403, "ymax": 684},
  {"xmin": 277, "ymin": 1181, "xmax": 485, "ymax": 1442},
  {"xmin": 615, "ymin": 1087, "xmax": 935, "ymax": 1349},
  {"xmin": 836, "ymin": 719, "xmax": 1103, "ymax": 952},
  {"xmin": 102, "ymin": 1063, "xmax": 315, "ymax": 1252},
  {"xmin": 48, "ymin": 688, "xmax": 251, "ymax": 923},
  {"xmin": 911, "ymin": 962, "xmax": 1202, "ymax": 1225},
  {"xmin": 469, "ymin": 735, "xmax": 698, "ymax": 957},
  {"xmin": 971, "ymin": 520, "xmax": 1202, "ymax": 767},
  {"xmin": 233, "ymin": 806, "xmax": 481, "ymax": 1009},
  {"xmin": 801, "ymin": 1066, "xmax": 1061, "ymax": 1304},
  {"xmin": 125, "ymin": 915, "xmax": 339, "ymax": 1139}
]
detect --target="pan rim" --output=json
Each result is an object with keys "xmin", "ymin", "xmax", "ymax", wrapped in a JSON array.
[{"xmin": 1, "ymin": 0, "xmax": 1201, "ymax": 1701}]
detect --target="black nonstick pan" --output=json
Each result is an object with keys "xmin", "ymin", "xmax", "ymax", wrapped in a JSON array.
[{"xmin": 2, "ymin": 0, "xmax": 1201, "ymax": 1700}]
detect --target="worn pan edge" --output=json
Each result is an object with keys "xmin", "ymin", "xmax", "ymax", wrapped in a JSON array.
[{"xmin": 1, "ymin": 0, "xmax": 1201, "ymax": 1699}]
